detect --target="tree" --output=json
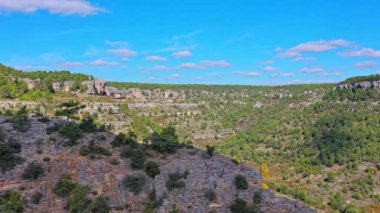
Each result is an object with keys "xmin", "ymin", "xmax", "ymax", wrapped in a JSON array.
[
  {"xmin": 0, "ymin": 191, "xmax": 24, "ymax": 213},
  {"xmin": 92, "ymin": 197, "xmax": 110, "ymax": 213},
  {"xmin": 21, "ymin": 162, "xmax": 44, "ymax": 180},
  {"xmin": 55, "ymin": 101, "xmax": 85, "ymax": 121},
  {"xmin": 67, "ymin": 185, "xmax": 90, "ymax": 213},
  {"xmin": 53, "ymin": 175, "xmax": 77, "ymax": 197},
  {"xmin": 234, "ymin": 175, "xmax": 248, "ymax": 190},
  {"xmin": 123, "ymin": 175, "xmax": 146, "ymax": 194},
  {"xmin": 150, "ymin": 127, "xmax": 180, "ymax": 153},
  {"xmin": 12, "ymin": 106, "xmax": 29, "ymax": 132},
  {"xmin": 144, "ymin": 161, "xmax": 160, "ymax": 178}
]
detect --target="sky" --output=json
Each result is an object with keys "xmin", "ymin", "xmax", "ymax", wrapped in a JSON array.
[{"xmin": 1, "ymin": 0, "xmax": 380, "ymax": 85}]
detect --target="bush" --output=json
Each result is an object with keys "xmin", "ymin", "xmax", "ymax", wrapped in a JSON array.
[
  {"xmin": 325, "ymin": 172, "xmax": 336, "ymax": 182},
  {"xmin": 144, "ymin": 161, "xmax": 160, "ymax": 178},
  {"xmin": 43, "ymin": 157, "xmax": 51, "ymax": 162},
  {"xmin": 31, "ymin": 191, "xmax": 43, "ymax": 205},
  {"xmin": 59, "ymin": 123, "xmax": 83, "ymax": 146},
  {"xmin": 0, "ymin": 127, "xmax": 4, "ymax": 141},
  {"xmin": 0, "ymin": 191, "xmax": 24, "ymax": 213},
  {"xmin": 92, "ymin": 196, "xmax": 110, "ymax": 213},
  {"xmin": 123, "ymin": 175, "xmax": 146, "ymax": 194},
  {"xmin": 21, "ymin": 162, "xmax": 44, "ymax": 180},
  {"xmin": 53, "ymin": 175, "xmax": 77, "ymax": 197},
  {"xmin": 130, "ymin": 149, "xmax": 146, "ymax": 169},
  {"xmin": 166, "ymin": 172, "xmax": 186, "ymax": 191},
  {"xmin": 329, "ymin": 192, "xmax": 344, "ymax": 212},
  {"xmin": 79, "ymin": 141, "xmax": 111, "ymax": 158},
  {"xmin": 204, "ymin": 189, "xmax": 216, "ymax": 202},
  {"xmin": 234, "ymin": 175, "xmax": 248, "ymax": 190},
  {"xmin": 12, "ymin": 106, "xmax": 29, "ymax": 132},
  {"xmin": 0, "ymin": 141, "xmax": 23, "ymax": 173},
  {"xmin": 67, "ymin": 185, "xmax": 91, "ymax": 213},
  {"xmin": 206, "ymin": 145, "xmax": 215, "ymax": 157},
  {"xmin": 150, "ymin": 126, "xmax": 179, "ymax": 153}
]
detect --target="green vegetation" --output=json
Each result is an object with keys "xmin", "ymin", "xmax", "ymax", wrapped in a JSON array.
[
  {"xmin": 340, "ymin": 74, "xmax": 380, "ymax": 84},
  {"xmin": 0, "ymin": 141, "xmax": 23, "ymax": 173},
  {"xmin": 150, "ymin": 126, "xmax": 180, "ymax": 153},
  {"xmin": 11, "ymin": 106, "xmax": 29, "ymax": 132},
  {"xmin": 144, "ymin": 161, "xmax": 160, "ymax": 178},
  {"xmin": 79, "ymin": 141, "xmax": 112, "ymax": 158},
  {"xmin": 21, "ymin": 162, "xmax": 44, "ymax": 180},
  {"xmin": 31, "ymin": 191, "xmax": 43, "ymax": 205},
  {"xmin": 55, "ymin": 101, "xmax": 85, "ymax": 121},
  {"xmin": 230, "ymin": 198, "xmax": 258, "ymax": 213},
  {"xmin": 53, "ymin": 174, "xmax": 77, "ymax": 197},
  {"xmin": 91, "ymin": 197, "xmax": 110, "ymax": 213},
  {"xmin": 166, "ymin": 171, "xmax": 188, "ymax": 191},
  {"xmin": 59, "ymin": 123, "xmax": 83, "ymax": 146},
  {"xmin": 206, "ymin": 145, "xmax": 215, "ymax": 157},
  {"xmin": 67, "ymin": 185, "xmax": 91, "ymax": 213},
  {"xmin": 0, "ymin": 191, "xmax": 24, "ymax": 213},
  {"xmin": 203, "ymin": 189, "xmax": 216, "ymax": 202},
  {"xmin": 123, "ymin": 175, "xmax": 146, "ymax": 194},
  {"xmin": 234, "ymin": 175, "xmax": 248, "ymax": 190}
]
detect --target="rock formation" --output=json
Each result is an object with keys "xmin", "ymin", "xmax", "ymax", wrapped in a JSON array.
[
  {"xmin": 335, "ymin": 80, "xmax": 380, "ymax": 91},
  {"xmin": 21, "ymin": 78, "xmax": 40, "ymax": 90}
]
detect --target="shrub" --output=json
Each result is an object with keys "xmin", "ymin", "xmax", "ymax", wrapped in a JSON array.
[
  {"xmin": 325, "ymin": 172, "xmax": 336, "ymax": 182},
  {"xmin": 329, "ymin": 192, "xmax": 344, "ymax": 212},
  {"xmin": 12, "ymin": 106, "xmax": 29, "ymax": 132},
  {"xmin": 67, "ymin": 185, "xmax": 91, "ymax": 213},
  {"xmin": 59, "ymin": 123, "xmax": 83, "ymax": 146},
  {"xmin": 0, "ymin": 191, "xmax": 24, "ymax": 213},
  {"xmin": 21, "ymin": 162, "xmax": 44, "ymax": 180},
  {"xmin": 79, "ymin": 141, "xmax": 111, "ymax": 158},
  {"xmin": 130, "ymin": 149, "xmax": 146, "ymax": 169},
  {"xmin": 0, "ymin": 141, "xmax": 23, "ymax": 173},
  {"xmin": 166, "ymin": 172, "xmax": 186, "ymax": 191},
  {"xmin": 53, "ymin": 175, "xmax": 77, "ymax": 197},
  {"xmin": 234, "ymin": 175, "xmax": 248, "ymax": 190},
  {"xmin": 31, "ymin": 191, "xmax": 43, "ymax": 205},
  {"xmin": 123, "ymin": 175, "xmax": 146, "ymax": 194},
  {"xmin": 144, "ymin": 161, "xmax": 160, "ymax": 178},
  {"xmin": 204, "ymin": 189, "xmax": 216, "ymax": 202},
  {"xmin": 43, "ymin": 157, "xmax": 51, "ymax": 162},
  {"xmin": 150, "ymin": 126, "xmax": 179, "ymax": 153},
  {"xmin": 206, "ymin": 145, "xmax": 215, "ymax": 157},
  {"xmin": 0, "ymin": 127, "xmax": 4, "ymax": 141},
  {"xmin": 92, "ymin": 197, "xmax": 110, "ymax": 213},
  {"xmin": 110, "ymin": 159, "xmax": 119, "ymax": 165}
]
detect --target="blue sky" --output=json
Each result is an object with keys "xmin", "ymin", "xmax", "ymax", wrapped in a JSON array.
[{"xmin": 1, "ymin": 0, "xmax": 380, "ymax": 85}]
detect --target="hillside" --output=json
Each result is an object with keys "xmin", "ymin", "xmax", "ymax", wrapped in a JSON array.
[{"xmin": 0, "ymin": 65, "xmax": 379, "ymax": 212}]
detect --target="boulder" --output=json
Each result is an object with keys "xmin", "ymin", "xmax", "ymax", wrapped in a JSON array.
[{"xmin": 63, "ymin": 81, "xmax": 74, "ymax": 92}]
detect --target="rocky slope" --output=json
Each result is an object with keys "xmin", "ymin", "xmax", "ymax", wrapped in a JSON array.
[{"xmin": 0, "ymin": 115, "xmax": 315, "ymax": 213}]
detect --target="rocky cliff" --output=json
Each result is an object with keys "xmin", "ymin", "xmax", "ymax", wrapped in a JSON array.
[
  {"xmin": 335, "ymin": 80, "xmax": 380, "ymax": 91},
  {"xmin": 0, "ymin": 115, "xmax": 316, "ymax": 213}
]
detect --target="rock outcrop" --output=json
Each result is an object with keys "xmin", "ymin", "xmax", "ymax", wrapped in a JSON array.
[
  {"xmin": 21, "ymin": 78, "xmax": 40, "ymax": 90},
  {"xmin": 335, "ymin": 80, "xmax": 380, "ymax": 91},
  {"xmin": 0, "ymin": 116, "xmax": 316, "ymax": 213}
]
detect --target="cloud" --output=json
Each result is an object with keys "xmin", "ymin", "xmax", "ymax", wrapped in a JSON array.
[
  {"xmin": 0, "ymin": 0, "xmax": 105, "ymax": 16},
  {"xmin": 90, "ymin": 59, "xmax": 119, "ymax": 66},
  {"xmin": 14, "ymin": 65, "xmax": 48, "ymax": 71},
  {"xmin": 292, "ymin": 56, "xmax": 316, "ymax": 61},
  {"xmin": 151, "ymin": 65, "xmax": 172, "ymax": 71},
  {"xmin": 376, "ymin": 70, "xmax": 380, "ymax": 74},
  {"xmin": 178, "ymin": 63, "xmax": 204, "ymax": 70},
  {"xmin": 264, "ymin": 60, "xmax": 274, "ymax": 65},
  {"xmin": 172, "ymin": 50, "xmax": 192, "ymax": 58},
  {"xmin": 146, "ymin": 56, "xmax": 167, "ymax": 62},
  {"xmin": 169, "ymin": 74, "xmax": 181, "ymax": 79},
  {"xmin": 299, "ymin": 67, "xmax": 324, "ymax": 73},
  {"xmin": 340, "ymin": 48, "xmax": 380, "ymax": 58},
  {"xmin": 281, "ymin": 73, "xmax": 295, "ymax": 77},
  {"xmin": 143, "ymin": 31, "xmax": 200, "ymax": 54},
  {"xmin": 354, "ymin": 61, "xmax": 377, "ymax": 69},
  {"xmin": 320, "ymin": 72, "xmax": 344, "ymax": 76},
  {"xmin": 199, "ymin": 60, "xmax": 231, "ymax": 68},
  {"xmin": 147, "ymin": 77, "xmax": 156, "ymax": 81},
  {"xmin": 263, "ymin": 66, "xmax": 280, "ymax": 72},
  {"xmin": 233, "ymin": 71, "xmax": 261, "ymax": 77},
  {"xmin": 279, "ymin": 39, "xmax": 350, "ymax": 58},
  {"xmin": 108, "ymin": 49, "xmax": 137, "ymax": 57},
  {"xmin": 63, "ymin": 61, "xmax": 85, "ymax": 67}
]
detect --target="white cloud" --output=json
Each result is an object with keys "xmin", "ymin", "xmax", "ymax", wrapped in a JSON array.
[
  {"xmin": 195, "ymin": 77, "xmax": 207, "ymax": 82},
  {"xmin": 14, "ymin": 65, "xmax": 48, "ymax": 71},
  {"xmin": 320, "ymin": 72, "xmax": 344, "ymax": 76},
  {"xmin": 292, "ymin": 56, "xmax": 315, "ymax": 61},
  {"xmin": 354, "ymin": 61, "xmax": 377, "ymax": 69},
  {"xmin": 146, "ymin": 56, "xmax": 167, "ymax": 62},
  {"xmin": 233, "ymin": 71, "xmax": 261, "ymax": 77},
  {"xmin": 178, "ymin": 63, "xmax": 204, "ymax": 70},
  {"xmin": 147, "ymin": 77, "xmax": 156, "ymax": 81},
  {"xmin": 90, "ymin": 59, "xmax": 119, "ymax": 66},
  {"xmin": 172, "ymin": 50, "xmax": 192, "ymax": 58},
  {"xmin": 340, "ymin": 48, "xmax": 380, "ymax": 58},
  {"xmin": 263, "ymin": 66, "xmax": 280, "ymax": 72},
  {"xmin": 279, "ymin": 39, "xmax": 350, "ymax": 58},
  {"xmin": 264, "ymin": 60, "xmax": 274, "ymax": 65},
  {"xmin": 108, "ymin": 49, "xmax": 137, "ymax": 57},
  {"xmin": 281, "ymin": 73, "xmax": 295, "ymax": 77},
  {"xmin": 299, "ymin": 67, "xmax": 324, "ymax": 73},
  {"xmin": 63, "ymin": 61, "xmax": 85, "ymax": 67},
  {"xmin": 169, "ymin": 74, "xmax": 181, "ymax": 79},
  {"xmin": 0, "ymin": 0, "xmax": 105, "ymax": 16},
  {"xmin": 199, "ymin": 60, "xmax": 231, "ymax": 68},
  {"xmin": 151, "ymin": 65, "xmax": 172, "ymax": 71}
]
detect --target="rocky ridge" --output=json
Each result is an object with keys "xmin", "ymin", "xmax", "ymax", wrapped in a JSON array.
[
  {"xmin": 335, "ymin": 80, "xmax": 380, "ymax": 91},
  {"xmin": 0, "ymin": 115, "xmax": 316, "ymax": 213}
]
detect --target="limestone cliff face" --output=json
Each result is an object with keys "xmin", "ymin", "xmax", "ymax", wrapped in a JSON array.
[
  {"xmin": 0, "ymin": 116, "xmax": 316, "ymax": 213},
  {"xmin": 335, "ymin": 80, "xmax": 380, "ymax": 91}
]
